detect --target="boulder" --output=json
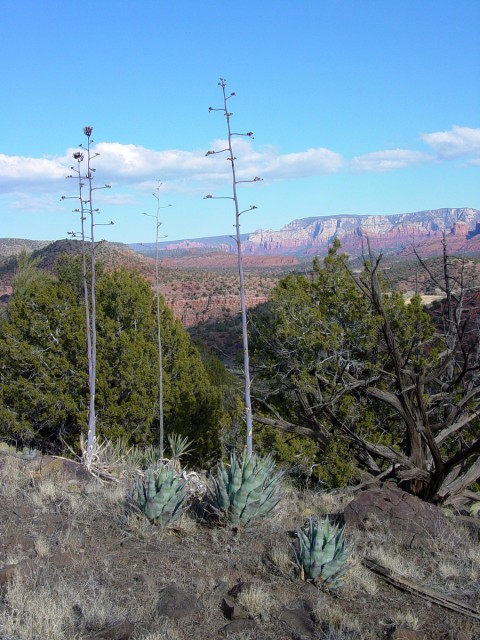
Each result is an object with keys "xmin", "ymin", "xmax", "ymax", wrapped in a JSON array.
[
  {"xmin": 279, "ymin": 605, "xmax": 315, "ymax": 638},
  {"xmin": 156, "ymin": 584, "xmax": 202, "ymax": 619},
  {"xmin": 343, "ymin": 483, "xmax": 455, "ymax": 549},
  {"xmin": 219, "ymin": 619, "xmax": 257, "ymax": 636},
  {"xmin": 84, "ymin": 619, "xmax": 134, "ymax": 640},
  {"xmin": 221, "ymin": 597, "xmax": 250, "ymax": 620},
  {"xmin": 392, "ymin": 629, "xmax": 427, "ymax": 640}
]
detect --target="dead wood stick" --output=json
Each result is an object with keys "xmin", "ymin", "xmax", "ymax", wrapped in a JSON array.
[{"xmin": 362, "ymin": 557, "xmax": 480, "ymax": 621}]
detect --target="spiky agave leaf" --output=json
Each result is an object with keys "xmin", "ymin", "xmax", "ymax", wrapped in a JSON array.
[
  {"xmin": 208, "ymin": 450, "xmax": 283, "ymax": 527},
  {"xmin": 296, "ymin": 516, "xmax": 350, "ymax": 590},
  {"xmin": 134, "ymin": 463, "xmax": 189, "ymax": 526}
]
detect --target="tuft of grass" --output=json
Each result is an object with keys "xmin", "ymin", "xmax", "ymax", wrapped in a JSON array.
[
  {"xmin": 314, "ymin": 602, "xmax": 367, "ymax": 639},
  {"xmin": 174, "ymin": 512, "xmax": 198, "ymax": 536},
  {"xmin": 267, "ymin": 542, "xmax": 295, "ymax": 575},
  {"xmin": 341, "ymin": 556, "xmax": 379, "ymax": 597},
  {"xmin": 0, "ymin": 455, "xmax": 29, "ymax": 498},
  {"xmin": 392, "ymin": 610, "xmax": 421, "ymax": 631},
  {"xmin": 369, "ymin": 544, "xmax": 424, "ymax": 581},
  {"xmin": 0, "ymin": 573, "xmax": 77, "ymax": 640},
  {"xmin": 236, "ymin": 584, "xmax": 276, "ymax": 621},
  {"xmin": 5, "ymin": 548, "xmax": 30, "ymax": 566},
  {"xmin": 29, "ymin": 477, "xmax": 59, "ymax": 506},
  {"xmin": 34, "ymin": 536, "xmax": 51, "ymax": 558}
]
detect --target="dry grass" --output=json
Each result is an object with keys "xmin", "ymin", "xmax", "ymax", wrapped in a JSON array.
[
  {"xmin": 0, "ymin": 572, "xmax": 77, "ymax": 640},
  {"xmin": 28, "ymin": 477, "xmax": 60, "ymax": 506},
  {"xmin": 0, "ymin": 454, "xmax": 30, "ymax": 498},
  {"xmin": 392, "ymin": 610, "xmax": 422, "ymax": 631},
  {"xmin": 341, "ymin": 556, "xmax": 379, "ymax": 597},
  {"xmin": 369, "ymin": 543, "xmax": 425, "ymax": 581},
  {"xmin": 273, "ymin": 482, "xmax": 353, "ymax": 529},
  {"xmin": 236, "ymin": 584, "xmax": 276, "ymax": 621},
  {"xmin": 174, "ymin": 512, "xmax": 199, "ymax": 536},
  {"xmin": 1, "ymin": 449, "xmax": 479, "ymax": 640},
  {"xmin": 4, "ymin": 547, "xmax": 30, "ymax": 566},
  {"xmin": 0, "ymin": 566, "xmax": 130, "ymax": 639},
  {"xmin": 266, "ymin": 541, "xmax": 295, "ymax": 575},
  {"xmin": 137, "ymin": 628, "xmax": 184, "ymax": 640},
  {"xmin": 314, "ymin": 601, "xmax": 367, "ymax": 639},
  {"xmin": 33, "ymin": 535, "xmax": 51, "ymax": 558}
]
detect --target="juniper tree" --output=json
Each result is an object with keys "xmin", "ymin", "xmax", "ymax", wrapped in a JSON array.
[
  {"xmin": 251, "ymin": 239, "xmax": 480, "ymax": 505},
  {"xmin": 205, "ymin": 78, "xmax": 262, "ymax": 457},
  {"xmin": 0, "ymin": 261, "xmax": 223, "ymax": 466}
]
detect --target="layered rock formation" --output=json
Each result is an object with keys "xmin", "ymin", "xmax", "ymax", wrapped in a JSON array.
[
  {"xmin": 243, "ymin": 208, "xmax": 480, "ymax": 255},
  {"xmin": 149, "ymin": 208, "xmax": 480, "ymax": 258}
]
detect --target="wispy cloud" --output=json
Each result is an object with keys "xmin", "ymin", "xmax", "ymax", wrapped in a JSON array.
[
  {"xmin": 349, "ymin": 149, "xmax": 433, "ymax": 173},
  {"xmin": 422, "ymin": 125, "xmax": 480, "ymax": 160}
]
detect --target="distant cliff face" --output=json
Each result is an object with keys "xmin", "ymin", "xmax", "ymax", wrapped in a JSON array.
[
  {"xmin": 147, "ymin": 208, "xmax": 480, "ymax": 258},
  {"xmin": 243, "ymin": 208, "xmax": 480, "ymax": 255}
]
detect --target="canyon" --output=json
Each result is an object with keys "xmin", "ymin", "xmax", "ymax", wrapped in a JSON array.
[{"xmin": 2, "ymin": 208, "xmax": 480, "ymax": 333}]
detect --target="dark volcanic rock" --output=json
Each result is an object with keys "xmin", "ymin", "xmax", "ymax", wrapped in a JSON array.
[
  {"xmin": 156, "ymin": 584, "xmax": 202, "ymax": 619},
  {"xmin": 343, "ymin": 483, "xmax": 455, "ymax": 549},
  {"xmin": 84, "ymin": 619, "xmax": 134, "ymax": 640}
]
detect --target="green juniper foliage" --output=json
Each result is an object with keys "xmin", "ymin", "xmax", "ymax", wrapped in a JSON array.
[
  {"xmin": 251, "ymin": 239, "xmax": 480, "ymax": 503},
  {"xmin": 0, "ymin": 255, "xmax": 222, "ymax": 466}
]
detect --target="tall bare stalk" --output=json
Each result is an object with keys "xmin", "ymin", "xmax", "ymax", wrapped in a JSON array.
[
  {"xmin": 205, "ymin": 78, "xmax": 262, "ymax": 457},
  {"xmin": 64, "ymin": 126, "xmax": 111, "ymax": 469},
  {"xmin": 142, "ymin": 183, "xmax": 170, "ymax": 456}
]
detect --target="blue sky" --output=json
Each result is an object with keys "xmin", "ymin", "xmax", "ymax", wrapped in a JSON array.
[{"xmin": 1, "ymin": 0, "xmax": 479, "ymax": 242}]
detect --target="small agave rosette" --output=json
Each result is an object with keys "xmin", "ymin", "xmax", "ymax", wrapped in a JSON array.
[
  {"xmin": 296, "ymin": 516, "xmax": 350, "ymax": 590},
  {"xmin": 134, "ymin": 463, "xmax": 189, "ymax": 526},
  {"xmin": 209, "ymin": 450, "xmax": 283, "ymax": 527}
]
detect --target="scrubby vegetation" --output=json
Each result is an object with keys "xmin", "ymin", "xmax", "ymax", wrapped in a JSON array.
[
  {"xmin": 0, "ymin": 255, "xmax": 223, "ymax": 468},
  {"xmin": 251, "ymin": 239, "xmax": 480, "ymax": 506}
]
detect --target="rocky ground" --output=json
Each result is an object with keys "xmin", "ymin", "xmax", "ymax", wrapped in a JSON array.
[{"xmin": 0, "ymin": 450, "xmax": 479, "ymax": 640}]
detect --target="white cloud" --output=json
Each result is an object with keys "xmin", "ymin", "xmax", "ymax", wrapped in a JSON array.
[
  {"xmin": 0, "ymin": 153, "xmax": 67, "ymax": 188},
  {"xmin": 258, "ymin": 146, "xmax": 344, "ymax": 179},
  {"xmin": 350, "ymin": 149, "xmax": 433, "ymax": 173},
  {"xmin": 0, "ymin": 139, "xmax": 344, "ymax": 196},
  {"xmin": 0, "ymin": 125, "xmax": 477, "ymax": 199},
  {"xmin": 202, "ymin": 137, "xmax": 344, "ymax": 181},
  {"xmin": 421, "ymin": 125, "xmax": 480, "ymax": 160},
  {"xmin": 93, "ymin": 142, "xmax": 212, "ymax": 181}
]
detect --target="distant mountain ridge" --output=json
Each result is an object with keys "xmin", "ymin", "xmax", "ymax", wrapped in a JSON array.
[{"xmin": 131, "ymin": 208, "xmax": 480, "ymax": 257}]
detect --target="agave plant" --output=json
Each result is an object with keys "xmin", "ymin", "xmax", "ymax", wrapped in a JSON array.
[
  {"xmin": 166, "ymin": 433, "xmax": 194, "ymax": 471},
  {"xmin": 134, "ymin": 463, "xmax": 189, "ymax": 525},
  {"xmin": 296, "ymin": 516, "xmax": 350, "ymax": 590},
  {"xmin": 208, "ymin": 450, "xmax": 283, "ymax": 527}
]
